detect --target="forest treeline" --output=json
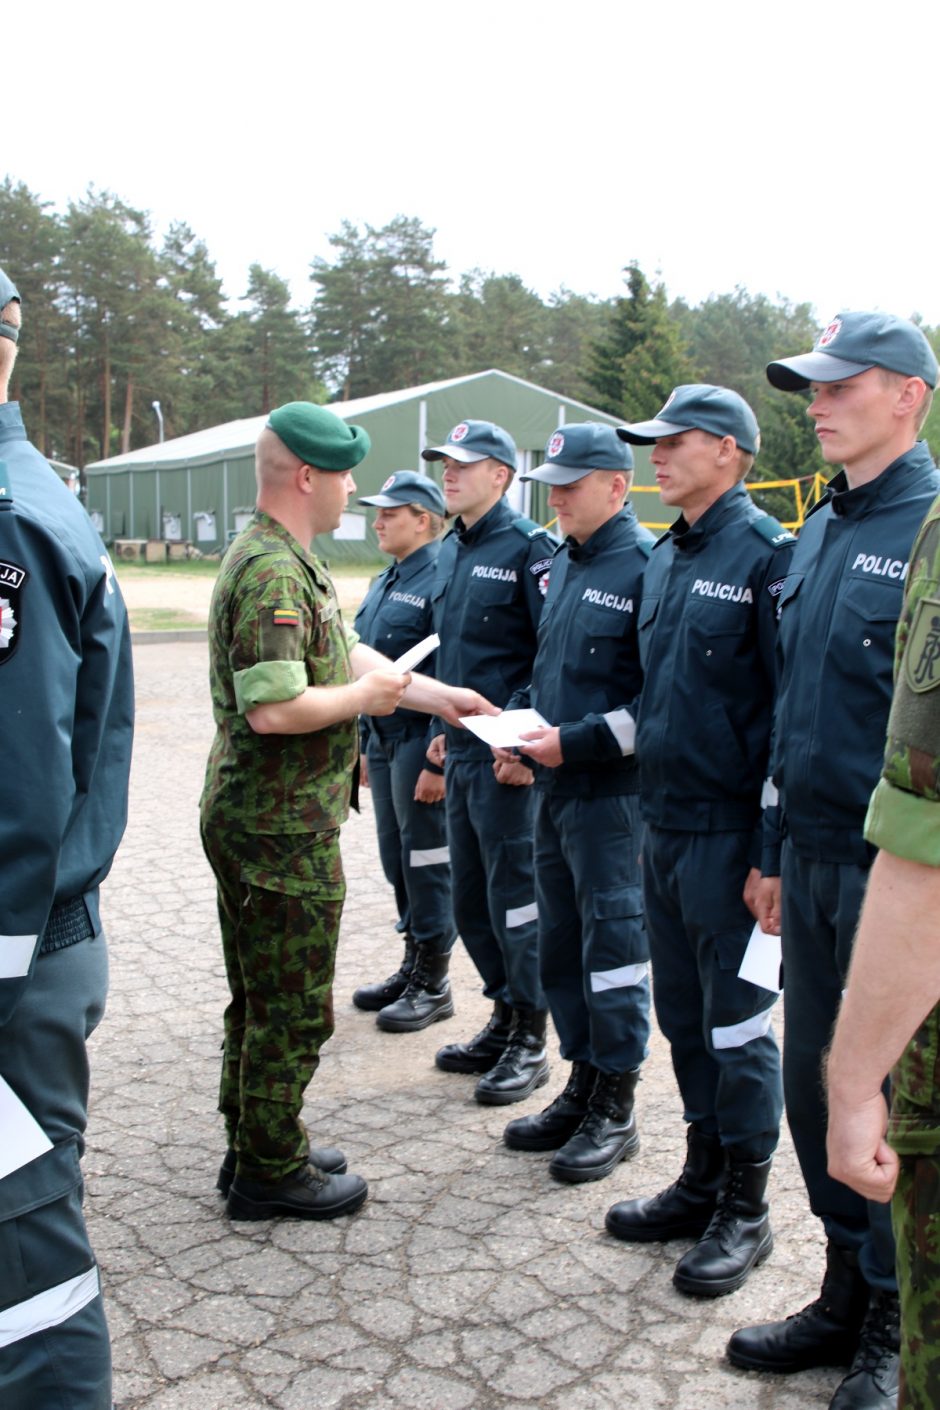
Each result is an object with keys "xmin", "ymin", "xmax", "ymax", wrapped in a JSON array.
[{"xmin": 3, "ymin": 179, "xmax": 938, "ymax": 479}]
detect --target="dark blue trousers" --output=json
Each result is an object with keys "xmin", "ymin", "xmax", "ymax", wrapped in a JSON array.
[
  {"xmin": 445, "ymin": 754, "xmax": 543, "ymax": 1010},
  {"xmin": 535, "ymin": 791, "xmax": 650, "ymax": 1073},
  {"xmin": 781, "ymin": 843, "xmax": 896, "ymax": 1291},
  {"xmin": 643, "ymin": 825, "xmax": 782, "ymax": 1159},
  {"xmin": 366, "ymin": 731, "xmax": 455, "ymax": 954},
  {"xmin": 0, "ymin": 935, "xmax": 111, "ymax": 1410}
]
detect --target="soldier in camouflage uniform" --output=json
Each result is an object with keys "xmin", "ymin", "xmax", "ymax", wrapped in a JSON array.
[
  {"xmin": 201, "ymin": 403, "xmax": 494, "ymax": 1222},
  {"xmin": 828, "ymin": 492, "xmax": 940, "ymax": 1410}
]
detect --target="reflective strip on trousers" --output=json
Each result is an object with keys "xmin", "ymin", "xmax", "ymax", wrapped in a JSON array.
[
  {"xmin": 505, "ymin": 902, "xmax": 538, "ymax": 929},
  {"xmin": 712, "ymin": 1007, "xmax": 774, "ymax": 1050},
  {"xmin": 409, "ymin": 847, "xmax": 450, "ymax": 868},
  {"xmin": 0, "ymin": 935, "xmax": 37, "ymax": 978},
  {"xmin": 0, "ymin": 1267, "xmax": 100, "ymax": 1349},
  {"xmin": 590, "ymin": 962, "xmax": 649, "ymax": 992}
]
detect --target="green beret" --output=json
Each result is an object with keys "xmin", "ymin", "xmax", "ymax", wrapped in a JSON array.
[{"xmin": 267, "ymin": 402, "xmax": 371, "ymax": 472}]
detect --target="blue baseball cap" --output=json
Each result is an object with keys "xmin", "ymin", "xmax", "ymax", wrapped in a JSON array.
[
  {"xmin": 617, "ymin": 385, "xmax": 761, "ymax": 456},
  {"xmin": 421, "ymin": 419, "xmax": 517, "ymax": 472},
  {"xmin": 767, "ymin": 312, "xmax": 939, "ymax": 391},
  {"xmin": 359, "ymin": 470, "xmax": 446, "ymax": 515},
  {"xmin": 522, "ymin": 422, "xmax": 634, "ymax": 486},
  {"xmin": 0, "ymin": 267, "xmax": 21, "ymax": 344}
]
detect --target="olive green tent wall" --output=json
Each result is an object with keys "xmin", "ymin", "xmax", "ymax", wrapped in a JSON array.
[{"xmin": 83, "ymin": 370, "xmax": 658, "ymax": 562}]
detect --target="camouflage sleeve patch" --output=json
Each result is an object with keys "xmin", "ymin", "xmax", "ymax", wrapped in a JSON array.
[
  {"xmin": 344, "ymin": 621, "xmax": 360, "ymax": 650},
  {"xmin": 865, "ymin": 778, "xmax": 940, "ymax": 865},
  {"xmin": 233, "ymin": 660, "xmax": 307, "ymax": 715}
]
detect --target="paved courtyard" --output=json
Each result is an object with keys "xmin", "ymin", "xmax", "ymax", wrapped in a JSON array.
[{"xmin": 88, "ymin": 638, "xmax": 837, "ymax": 1409}]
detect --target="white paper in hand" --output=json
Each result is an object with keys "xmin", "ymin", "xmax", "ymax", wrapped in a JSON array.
[
  {"xmin": 738, "ymin": 922, "xmax": 783, "ymax": 994},
  {"xmin": 392, "ymin": 633, "xmax": 440, "ymax": 675},
  {"xmin": 459, "ymin": 709, "xmax": 550, "ymax": 749},
  {"xmin": 0, "ymin": 1075, "xmax": 53, "ymax": 1179}
]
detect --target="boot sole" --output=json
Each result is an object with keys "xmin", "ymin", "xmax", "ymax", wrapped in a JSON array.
[
  {"xmin": 474, "ymin": 1063, "xmax": 551, "ymax": 1107},
  {"xmin": 227, "ymin": 1182, "xmax": 368, "ymax": 1222},
  {"xmin": 376, "ymin": 997, "xmax": 455, "ymax": 1033},
  {"xmin": 435, "ymin": 1050, "xmax": 504, "ymax": 1074},
  {"xmin": 725, "ymin": 1341, "xmax": 857, "ymax": 1374},
  {"xmin": 549, "ymin": 1131, "xmax": 641, "ymax": 1184},
  {"xmin": 216, "ymin": 1151, "xmax": 348, "ymax": 1198},
  {"xmin": 672, "ymin": 1227, "xmax": 774, "ymax": 1299}
]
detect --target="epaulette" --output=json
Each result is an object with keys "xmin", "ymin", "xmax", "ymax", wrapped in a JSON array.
[
  {"xmin": 750, "ymin": 513, "xmax": 797, "ymax": 549},
  {"xmin": 511, "ymin": 515, "xmax": 556, "ymax": 543}
]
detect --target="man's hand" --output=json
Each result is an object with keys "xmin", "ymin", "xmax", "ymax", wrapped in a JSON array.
[
  {"xmin": 414, "ymin": 769, "xmax": 445, "ymax": 804},
  {"xmin": 493, "ymin": 757, "xmax": 534, "ymax": 787},
  {"xmin": 826, "ymin": 1088, "xmax": 898, "ymax": 1203},
  {"xmin": 436, "ymin": 687, "xmax": 499, "ymax": 728},
  {"xmin": 355, "ymin": 669, "xmax": 410, "ymax": 717},
  {"xmin": 755, "ymin": 875, "xmax": 782, "ymax": 935},
  {"xmin": 743, "ymin": 867, "xmax": 762, "ymax": 920},
  {"xmin": 359, "ymin": 753, "xmax": 370, "ymax": 788},
  {"xmin": 427, "ymin": 734, "xmax": 446, "ymax": 769},
  {"xmin": 517, "ymin": 725, "xmax": 563, "ymax": 769}
]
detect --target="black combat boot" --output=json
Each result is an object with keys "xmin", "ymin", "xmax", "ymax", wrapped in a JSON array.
[
  {"xmin": 672, "ymin": 1155, "xmax": 773, "ymax": 1297},
  {"xmin": 549, "ymin": 1068, "xmax": 640, "ymax": 1183},
  {"xmin": 606, "ymin": 1125, "xmax": 725, "ymax": 1242},
  {"xmin": 352, "ymin": 934, "xmax": 416, "ymax": 1012},
  {"xmin": 216, "ymin": 1144, "xmax": 347, "ymax": 1198},
  {"xmin": 727, "ymin": 1241, "xmax": 869, "ymax": 1373},
  {"xmin": 474, "ymin": 1008, "xmax": 550, "ymax": 1105},
  {"xmin": 828, "ymin": 1289, "xmax": 899, "ymax": 1409},
  {"xmin": 436, "ymin": 998, "xmax": 514, "ymax": 1073},
  {"xmin": 376, "ymin": 949, "xmax": 454, "ymax": 1032},
  {"xmin": 227, "ymin": 1165, "xmax": 368, "ymax": 1221},
  {"xmin": 503, "ymin": 1062, "xmax": 598, "ymax": 1151}
]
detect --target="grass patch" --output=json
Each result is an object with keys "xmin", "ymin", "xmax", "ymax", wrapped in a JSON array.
[{"xmin": 129, "ymin": 608, "xmax": 206, "ymax": 632}]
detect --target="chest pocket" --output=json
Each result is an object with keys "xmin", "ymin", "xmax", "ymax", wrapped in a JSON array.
[
  {"xmin": 833, "ymin": 575, "xmax": 904, "ymax": 708},
  {"xmin": 584, "ymin": 608, "xmax": 629, "ymax": 645}
]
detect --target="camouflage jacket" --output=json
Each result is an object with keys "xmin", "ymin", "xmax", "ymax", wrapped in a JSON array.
[
  {"xmin": 865, "ymin": 493, "xmax": 940, "ymax": 1153},
  {"xmin": 200, "ymin": 510, "xmax": 357, "ymax": 835}
]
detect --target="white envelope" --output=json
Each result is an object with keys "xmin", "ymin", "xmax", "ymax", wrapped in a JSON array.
[
  {"xmin": 0, "ymin": 1075, "xmax": 53, "ymax": 1179},
  {"xmin": 738, "ymin": 922, "xmax": 783, "ymax": 994},
  {"xmin": 392, "ymin": 633, "xmax": 440, "ymax": 675},
  {"xmin": 459, "ymin": 708, "xmax": 550, "ymax": 749}
]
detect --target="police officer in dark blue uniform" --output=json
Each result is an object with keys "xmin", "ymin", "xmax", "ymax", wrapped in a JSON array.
[
  {"xmin": 729, "ymin": 315, "xmax": 940, "ymax": 1410},
  {"xmin": 421, "ymin": 421, "xmax": 557, "ymax": 1104},
  {"xmin": 605, "ymin": 385, "xmax": 793, "ymax": 1298},
  {"xmin": 495, "ymin": 423, "xmax": 652, "ymax": 1183},
  {"xmin": 351, "ymin": 470, "xmax": 457, "ymax": 1032},
  {"xmin": 0, "ymin": 268, "xmax": 134, "ymax": 1408}
]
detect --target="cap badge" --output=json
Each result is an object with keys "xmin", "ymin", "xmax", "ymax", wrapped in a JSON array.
[
  {"xmin": 817, "ymin": 319, "xmax": 842, "ymax": 348},
  {"xmin": 450, "ymin": 422, "xmax": 469, "ymax": 443},
  {"xmin": 381, "ymin": 475, "xmax": 396, "ymax": 491},
  {"xmin": 548, "ymin": 432, "xmax": 565, "ymax": 459}
]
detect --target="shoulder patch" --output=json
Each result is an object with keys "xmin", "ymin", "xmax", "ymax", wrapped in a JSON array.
[
  {"xmin": 0, "ymin": 558, "xmax": 28, "ymax": 665},
  {"xmin": 750, "ymin": 514, "xmax": 796, "ymax": 549},
  {"xmin": 511, "ymin": 515, "xmax": 556, "ymax": 544},
  {"xmin": 904, "ymin": 597, "xmax": 940, "ymax": 694}
]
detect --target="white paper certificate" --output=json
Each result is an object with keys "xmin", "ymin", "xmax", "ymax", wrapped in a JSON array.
[
  {"xmin": 458, "ymin": 709, "xmax": 550, "ymax": 749},
  {"xmin": 392, "ymin": 633, "xmax": 440, "ymax": 675},
  {"xmin": 0, "ymin": 1075, "xmax": 53, "ymax": 1179},
  {"xmin": 738, "ymin": 922, "xmax": 783, "ymax": 994}
]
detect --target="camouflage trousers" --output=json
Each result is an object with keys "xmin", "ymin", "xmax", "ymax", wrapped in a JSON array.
[
  {"xmin": 894, "ymin": 1152, "xmax": 940, "ymax": 1409},
  {"xmin": 200, "ymin": 820, "xmax": 346, "ymax": 1182}
]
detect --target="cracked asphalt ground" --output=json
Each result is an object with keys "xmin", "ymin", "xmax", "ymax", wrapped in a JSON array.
[{"xmin": 87, "ymin": 639, "xmax": 839, "ymax": 1409}]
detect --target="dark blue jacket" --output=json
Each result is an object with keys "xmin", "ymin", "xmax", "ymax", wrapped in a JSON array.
[
  {"xmin": 354, "ymin": 540, "xmax": 439, "ymax": 742},
  {"xmin": 0, "ymin": 403, "xmax": 134, "ymax": 1024},
  {"xmin": 636, "ymin": 481, "xmax": 794, "ymax": 833},
  {"xmin": 768, "ymin": 441, "xmax": 940, "ymax": 867},
  {"xmin": 431, "ymin": 497, "xmax": 556, "ymax": 758},
  {"xmin": 512, "ymin": 506, "xmax": 652, "ymax": 797}
]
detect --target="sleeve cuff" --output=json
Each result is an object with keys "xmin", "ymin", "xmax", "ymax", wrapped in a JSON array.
[
  {"xmin": 234, "ymin": 660, "xmax": 307, "ymax": 714},
  {"xmin": 865, "ymin": 779, "xmax": 940, "ymax": 866}
]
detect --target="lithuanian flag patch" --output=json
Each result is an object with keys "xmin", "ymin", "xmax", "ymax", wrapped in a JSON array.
[{"xmin": 272, "ymin": 608, "xmax": 300, "ymax": 628}]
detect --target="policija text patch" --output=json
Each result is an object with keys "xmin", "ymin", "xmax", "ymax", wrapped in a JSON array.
[{"xmin": 0, "ymin": 559, "xmax": 26, "ymax": 666}]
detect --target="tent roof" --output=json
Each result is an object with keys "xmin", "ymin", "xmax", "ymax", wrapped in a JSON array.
[{"xmin": 84, "ymin": 369, "xmax": 618, "ymax": 474}]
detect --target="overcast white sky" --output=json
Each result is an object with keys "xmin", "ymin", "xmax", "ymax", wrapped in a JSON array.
[{"xmin": 8, "ymin": 0, "xmax": 940, "ymax": 325}]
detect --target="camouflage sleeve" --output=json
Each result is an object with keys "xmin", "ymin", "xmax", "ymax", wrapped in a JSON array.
[
  {"xmin": 230, "ymin": 567, "xmax": 312, "ymax": 714},
  {"xmin": 865, "ymin": 496, "xmax": 940, "ymax": 865}
]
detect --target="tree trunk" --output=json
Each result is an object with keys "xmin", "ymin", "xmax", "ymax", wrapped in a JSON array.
[{"xmin": 121, "ymin": 377, "xmax": 134, "ymax": 454}]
